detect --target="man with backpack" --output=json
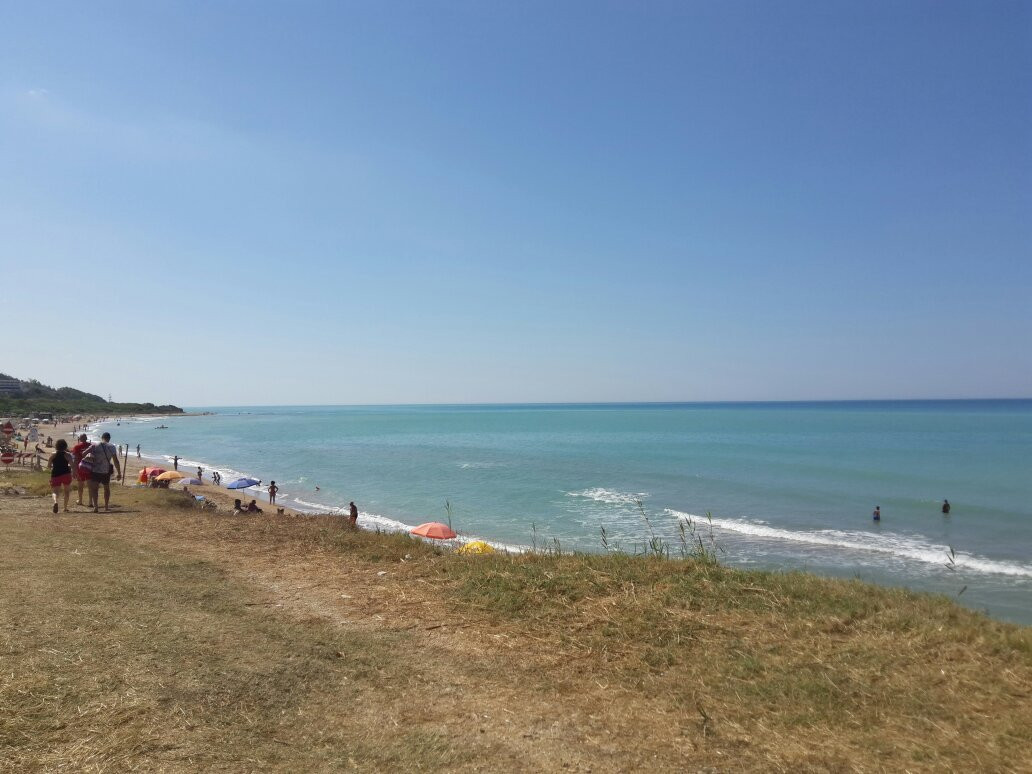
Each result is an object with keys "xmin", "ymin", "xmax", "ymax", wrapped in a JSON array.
[{"xmin": 85, "ymin": 432, "xmax": 122, "ymax": 513}]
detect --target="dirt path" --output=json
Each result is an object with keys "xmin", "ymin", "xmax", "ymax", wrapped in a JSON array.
[{"xmin": 0, "ymin": 495, "xmax": 705, "ymax": 772}]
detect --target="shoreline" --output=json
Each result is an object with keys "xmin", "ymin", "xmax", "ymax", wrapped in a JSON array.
[
  {"xmin": 50, "ymin": 415, "xmax": 313, "ymax": 518},
  {"xmin": 71, "ymin": 415, "xmax": 514, "ymax": 550},
  {"xmin": 38, "ymin": 410, "xmax": 1032, "ymax": 626}
]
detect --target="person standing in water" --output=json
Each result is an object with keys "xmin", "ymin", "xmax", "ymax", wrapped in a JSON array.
[
  {"xmin": 173, "ymin": 455, "xmax": 179, "ymax": 471},
  {"xmin": 942, "ymin": 499, "xmax": 951, "ymax": 514},
  {"xmin": 268, "ymin": 481, "xmax": 278, "ymax": 505},
  {"xmin": 873, "ymin": 506, "xmax": 881, "ymax": 522}
]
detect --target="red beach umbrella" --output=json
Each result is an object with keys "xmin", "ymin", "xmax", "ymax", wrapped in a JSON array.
[
  {"xmin": 142, "ymin": 467, "xmax": 167, "ymax": 476},
  {"xmin": 410, "ymin": 522, "xmax": 457, "ymax": 540}
]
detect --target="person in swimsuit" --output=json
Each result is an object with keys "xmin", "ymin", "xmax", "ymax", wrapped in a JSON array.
[
  {"xmin": 873, "ymin": 506, "xmax": 881, "ymax": 522},
  {"xmin": 942, "ymin": 500, "xmax": 951, "ymax": 514},
  {"xmin": 47, "ymin": 439, "xmax": 75, "ymax": 513},
  {"xmin": 349, "ymin": 501, "xmax": 358, "ymax": 526},
  {"xmin": 268, "ymin": 481, "xmax": 278, "ymax": 505}
]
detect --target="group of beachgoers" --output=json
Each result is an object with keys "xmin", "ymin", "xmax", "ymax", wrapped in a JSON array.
[
  {"xmin": 46, "ymin": 432, "xmax": 122, "ymax": 514},
  {"xmin": 872, "ymin": 499, "xmax": 951, "ymax": 522}
]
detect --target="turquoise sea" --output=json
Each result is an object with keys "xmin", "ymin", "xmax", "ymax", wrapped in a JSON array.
[{"xmin": 95, "ymin": 401, "xmax": 1032, "ymax": 625}]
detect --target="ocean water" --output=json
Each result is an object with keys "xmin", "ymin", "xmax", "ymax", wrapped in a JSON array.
[{"xmin": 95, "ymin": 401, "xmax": 1032, "ymax": 625}]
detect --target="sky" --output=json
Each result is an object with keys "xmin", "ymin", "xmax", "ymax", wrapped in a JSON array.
[{"xmin": 1, "ymin": 1, "xmax": 1029, "ymax": 406}]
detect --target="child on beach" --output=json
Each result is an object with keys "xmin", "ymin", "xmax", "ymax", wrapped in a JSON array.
[
  {"xmin": 268, "ymin": 481, "xmax": 278, "ymax": 505},
  {"xmin": 47, "ymin": 439, "xmax": 75, "ymax": 513}
]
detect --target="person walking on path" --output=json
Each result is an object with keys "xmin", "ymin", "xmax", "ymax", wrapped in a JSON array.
[
  {"xmin": 47, "ymin": 439, "xmax": 75, "ymax": 513},
  {"xmin": 173, "ymin": 455, "xmax": 179, "ymax": 471},
  {"xmin": 71, "ymin": 433, "xmax": 91, "ymax": 506},
  {"xmin": 268, "ymin": 481, "xmax": 278, "ymax": 505},
  {"xmin": 85, "ymin": 432, "xmax": 122, "ymax": 513}
]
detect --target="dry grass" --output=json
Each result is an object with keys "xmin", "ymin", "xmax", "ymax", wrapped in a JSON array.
[{"xmin": 1, "ymin": 468, "xmax": 1030, "ymax": 772}]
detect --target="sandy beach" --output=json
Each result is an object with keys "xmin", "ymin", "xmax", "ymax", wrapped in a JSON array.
[{"xmin": 30, "ymin": 415, "xmax": 309, "ymax": 517}]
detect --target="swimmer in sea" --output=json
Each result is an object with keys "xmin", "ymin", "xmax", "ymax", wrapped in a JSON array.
[{"xmin": 873, "ymin": 506, "xmax": 881, "ymax": 522}]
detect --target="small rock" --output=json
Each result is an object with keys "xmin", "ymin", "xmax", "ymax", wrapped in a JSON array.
[{"xmin": 377, "ymin": 571, "xmax": 388, "ymax": 577}]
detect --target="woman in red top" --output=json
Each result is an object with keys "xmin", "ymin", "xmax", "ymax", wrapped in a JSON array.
[{"xmin": 71, "ymin": 433, "xmax": 91, "ymax": 506}]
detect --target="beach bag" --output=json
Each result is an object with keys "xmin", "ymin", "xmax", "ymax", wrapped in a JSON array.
[{"xmin": 81, "ymin": 444, "xmax": 109, "ymax": 474}]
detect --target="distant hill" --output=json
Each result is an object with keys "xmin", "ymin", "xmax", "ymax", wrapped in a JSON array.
[{"xmin": 0, "ymin": 374, "xmax": 183, "ymax": 415}]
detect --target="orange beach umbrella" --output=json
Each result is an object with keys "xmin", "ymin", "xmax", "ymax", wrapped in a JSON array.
[
  {"xmin": 156, "ymin": 470, "xmax": 186, "ymax": 481},
  {"xmin": 410, "ymin": 522, "xmax": 457, "ymax": 540}
]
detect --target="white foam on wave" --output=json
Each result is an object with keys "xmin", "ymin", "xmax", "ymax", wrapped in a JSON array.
[
  {"xmin": 291, "ymin": 497, "xmax": 348, "ymax": 514},
  {"xmin": 665, "ymin": 509, "xmax": 1032, "ymax": 579},
  {"xmin": 284, "ymin": 500, "xmax": 526, "ymax": 553},
  {"xmin": 568, "ymin": 487, "xmax": 650, "ymax": 506}
]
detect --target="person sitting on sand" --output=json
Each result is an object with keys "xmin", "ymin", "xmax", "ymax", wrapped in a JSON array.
[{"xmin": 246, "ymin": 500, "xmax": 263, "ymax": 514}]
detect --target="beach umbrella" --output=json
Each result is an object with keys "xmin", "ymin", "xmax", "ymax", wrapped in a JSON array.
[
  {"xmin": 174, "ymin": 477, "xmax": 202, "ymax": 486},
  {"xmin": 156, "ymin": 470, "xmax": 186, "ymax": 481},
  {"xmin": 456, "ymin": 540, "xmax": 495, "ymax": 555},
  {"xmin": 142, "ymin": 467, "xmax": 167, "ymax": 477},
  {"xmin": 227, "ymin": 477, "xmax": 261, "ymax": 490},
  {"xmin": 410, "ymin": 522, "xmax": 457, "ymax": 540}
]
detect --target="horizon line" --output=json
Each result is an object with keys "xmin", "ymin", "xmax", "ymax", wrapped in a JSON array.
[{"xmin": 173, "ymin": 397, "xmax": 1032, "ymax": 410}]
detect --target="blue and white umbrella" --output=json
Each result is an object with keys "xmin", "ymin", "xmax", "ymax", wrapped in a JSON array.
[{"xmin": 226, "ymin": 477, "xmax": 260, "ymax": 490}]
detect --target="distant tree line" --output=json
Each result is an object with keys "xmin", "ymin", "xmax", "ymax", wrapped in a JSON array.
[{"xmin": 0, "ymin": 373, "xmax": 183, "ymax": 415}]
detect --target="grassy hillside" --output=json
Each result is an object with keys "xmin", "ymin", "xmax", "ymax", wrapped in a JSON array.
[{"xmin": 0, "ymin": 373, "xmax": 182, "ymax": 415}]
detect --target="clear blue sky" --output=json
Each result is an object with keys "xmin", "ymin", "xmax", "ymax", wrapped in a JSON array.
[{"xmin": 2, "ymin": 1, "xmax": 1029, "ymax": 405}]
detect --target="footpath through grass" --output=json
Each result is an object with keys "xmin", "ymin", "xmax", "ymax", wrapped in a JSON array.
[{"xmin": 1, "ymin": 472, "xmax": 1030, "ymax": 772}]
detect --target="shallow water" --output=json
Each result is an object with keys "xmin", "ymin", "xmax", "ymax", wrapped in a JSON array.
[{"xmin": 97, "ymin": 401, "xmax": 1032, "ymax": 625}]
